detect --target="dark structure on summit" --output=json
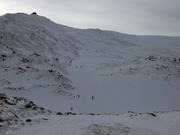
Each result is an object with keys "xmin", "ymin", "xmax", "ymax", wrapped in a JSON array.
[{"xmin": 31, "ymin": 12, "xmax": 37, "ymax": 15}]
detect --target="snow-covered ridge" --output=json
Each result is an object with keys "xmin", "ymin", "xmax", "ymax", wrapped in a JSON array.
[{"xmin": 0, "ymin": 13, "xmax": 80, "ymax": 58}]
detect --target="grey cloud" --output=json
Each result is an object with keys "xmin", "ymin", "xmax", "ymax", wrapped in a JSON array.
[{"xmin": 0, "ymin": 0, "xmax": 179, "ymax": 36}]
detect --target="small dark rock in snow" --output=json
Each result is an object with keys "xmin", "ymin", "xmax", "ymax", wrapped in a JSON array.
[
  {"xmin": 145, "ymin": 56, "xmax": 156, "ymax": 61},
  {"xmin": 21, "ymin": 57, "xmax": 30, "ymax": 63},
  {"xmin": 66, "ymin": 112, "xmax": 76, "ymax": 115},
  {"xmin": 42, "ymin": 118, "xmax": 48, "ymax": 121},
  {"xmin": 48, "ymin": 69, "xmax": 55, "ymax": 73},
  {"xmin": 12, "ymin": 51, "xmax": 16, "ymax": 54},
  {"xmin": 4, "ymin": 99, "xmax": 16, "ymax": 105},
  {"xmin": 25, "ymin": 101, "xmax": 35, "ymax": 109},
  {"xmin": 0, "ymin": 93, "xmax": 7, "ymax": 100},
  {"xmin": 147, "ymin": 113, "xmax": 157, "ymax": 117},
  {"xmin": 33, "ymin": 52, "xmax": 40, "ymax": 57},
  {"xmin": 56, "ymin": 112, "xmax": 63, "ymax": 115},
  {"xmin": 1, "ymin": 54, "xmax": 7, "ymax": 58},
  {"xmin": 0, "ymin": 118, "xmax": 4, "ymax": 123},
  {"xmin": 88, "ymin": 113, "xmax": 95, "ymax": 116},
  {"xmin": 26, "ymin": 119, "xmax": 32, "ymax": 123}
]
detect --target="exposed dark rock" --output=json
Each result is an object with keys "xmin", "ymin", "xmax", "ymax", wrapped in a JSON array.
[
  {"xmin": 56, "ymin": 112, "xmax": 63, "ymax": 115},
  {"xmin": 88, "ymin": 113, "xmax": 95, "ymax": 116},
  {"xmin": 54, "ymin": 58, "xmax": 59, "ymax": 61},
  {"xmin": 0, "ymin": 93, "xmax": 7, "ymax": 100},
  {"xmin": 145, "ymin": 56, "xmax": 157, "ymax": 61},
  {"xmin": 42, "ymin": 118, "xmax": 48, "ymax": 120},
  {"xmin": 66, "ymin": 112, "xmax": 76, "ymax": 115},
  {"xmin": 25, "ymin": 101, "xmax": 35, "ymax": 109},
  {"xmin": 0, "ymin": 118, "xmax": 4, "ymax": 123},
  {"xmin": 12, "ymin": 51, "xmax": 16, "ymax": 54},
  {"xmin": 4, "ymin": 99, "xmax": 16, "ymax": 105},
  {"xmin": 33, "ymin": 52, "xmax": 40, "ymax": 57},
  {"xmin": 0, "ymin": 54, "xmax": 7, "ymax": 61},
  {"xmin": 21, "ymin": 57, "xmax": 30, "ymax": 63},
  {"xmin": 1, "ymin": 54, "xmax": 7, "ymax": 58},
  {"xmin": 26, "ymin": 119, "xmax": 32, "ymax": 123},
  {"xmin": 48, "ymin": 69, "xmax": 55, "ymax": 73},
  {"xmin": 147, "ymin": 113, "xmax": 157, "ymax": 117}
]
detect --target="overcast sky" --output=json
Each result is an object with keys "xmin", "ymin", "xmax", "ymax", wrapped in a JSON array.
[{"xmin": 0, "ymin": 0, "xmax": 180, "ymax": 36}]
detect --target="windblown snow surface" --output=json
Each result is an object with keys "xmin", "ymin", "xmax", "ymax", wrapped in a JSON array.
[{"xmin": 0, "ymin": 13, "xmax": 180, "ymax": 135}]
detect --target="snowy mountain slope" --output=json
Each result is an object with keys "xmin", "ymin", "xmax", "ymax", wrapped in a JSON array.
[
  {"xmin": 0, "ymin": 13, "xmax": 79, "ymax": 100},
  {"xmin": 0, "ymin": 13, "xmax": 180, "ymax": 113}
]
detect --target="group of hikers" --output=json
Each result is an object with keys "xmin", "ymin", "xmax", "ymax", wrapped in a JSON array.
[
  {"xmin": 70, "ymin": 95, "xmax": 95, "ymax": 111},
  {"xmin": 75, "ymin": 94, "xmax": 94, "ymax": 100}
]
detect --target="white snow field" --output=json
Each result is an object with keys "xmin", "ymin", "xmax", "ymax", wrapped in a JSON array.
[
  {"xmin": 5, "ymin": 111, "xmax": 180, "ymax": 135},
  {"xmin": 1, "ymin": 94, "xmax": 180, "ymax": 135},
  {"xmin": 0, "ymin": 13, "xmax": 180, "ymax": 134}
]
